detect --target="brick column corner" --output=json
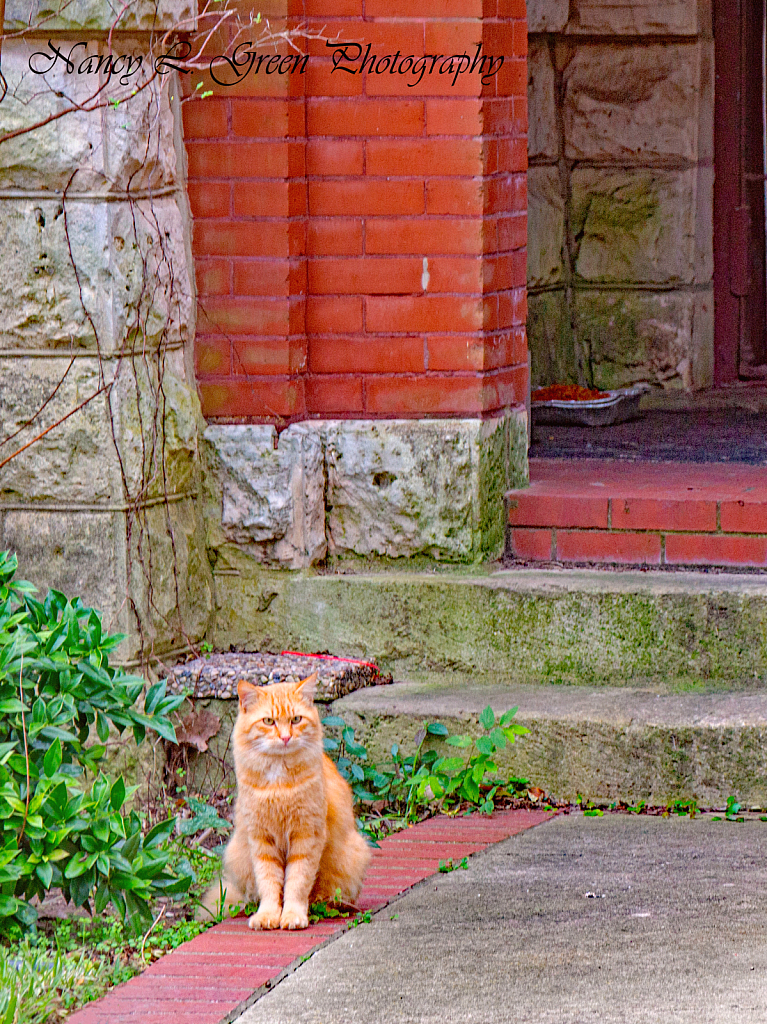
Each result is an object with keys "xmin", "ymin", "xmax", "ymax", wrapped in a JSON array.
[{"xmin": 183, "ymin": 0, "xmax": 529, "ymax": 564}]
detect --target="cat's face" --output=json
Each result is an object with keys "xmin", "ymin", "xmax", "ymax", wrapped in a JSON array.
[{"xmin": 235, "ymin": 674, "xmax": 322, "ymax": 759}]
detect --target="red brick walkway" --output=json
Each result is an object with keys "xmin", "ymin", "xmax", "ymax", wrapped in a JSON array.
[
  {"xmin": 508, "ymin": 458, "xmax": 767, "ymax": 568},
  {"xmin": 68, "ymin": 809, "xmax": 555, "ymax": 1024}
]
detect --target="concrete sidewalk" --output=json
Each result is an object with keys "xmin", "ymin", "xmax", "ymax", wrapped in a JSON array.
[{"xmin": 237, "ymin": 813, "xmax": 767, "ymax": 1024}]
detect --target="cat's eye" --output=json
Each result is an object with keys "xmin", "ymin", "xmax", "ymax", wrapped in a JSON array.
[
  {"xmin": 291, "ymin": 715, "xmax": 302, "ymax": 724},
  {"xmin": 262, "ymin": 717, "xmax": 275, "ymax": 726}
]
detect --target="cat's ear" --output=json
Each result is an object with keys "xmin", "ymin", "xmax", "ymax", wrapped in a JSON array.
[
  {"xmin": 294, "ymin": 672, "xmax": 318, "ymax": 704},
  {"xmin": 237, "ymin": 680, "xmax": 263, "ymax": 711}
]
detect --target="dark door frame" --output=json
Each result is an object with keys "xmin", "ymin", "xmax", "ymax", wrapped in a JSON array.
[{"xmin": 713, "ymin": 0, "xmax": 767, "ymax": 382}]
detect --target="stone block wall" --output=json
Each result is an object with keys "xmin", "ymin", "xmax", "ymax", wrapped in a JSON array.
[
  {"xmin": 0, "ymin": 2, "xmax": 214, "ymax": 663},
  {"xmin": 526, "ymin": 0, "xmax": 714, "ymax": 391}
]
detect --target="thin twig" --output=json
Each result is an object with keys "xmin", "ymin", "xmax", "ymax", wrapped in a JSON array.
[
  {"xmin": 0, "ymin": 382, "xmax": 112, "ymax": 473},
  {"xmin": 140, "ymin": 903, "xmax": 167, "ymax": 963},
  {"xmin": 18, "ymin": 652, "xmax": 30, "ymax": 842}
]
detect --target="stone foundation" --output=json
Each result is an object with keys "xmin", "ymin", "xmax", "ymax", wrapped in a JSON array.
[
  {"xmin": 0, "ymin": 24, "xmax": 213, "ymax": 662},
  {"xmin": 203, "ymin": 412, "xmax": 529, "ymax": 569}
]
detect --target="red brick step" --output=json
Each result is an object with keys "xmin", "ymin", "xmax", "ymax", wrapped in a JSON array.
[{"xmin": 507, "ymin": 459, "xmax": 767, "ymax": 569}]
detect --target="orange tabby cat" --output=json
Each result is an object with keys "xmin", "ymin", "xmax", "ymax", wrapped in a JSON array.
[{"xmin": 202, "ymin": 672, "xmax": 370, "ymax": 930}]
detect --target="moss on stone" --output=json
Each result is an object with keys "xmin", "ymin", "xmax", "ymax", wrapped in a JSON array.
[
  {"xmin": 527, "ymin": 290, "xmax": 578, "ymax": 386},
  {"xmin": 572, "ymin": 179, "xmax": 660, "ymax": 241},
  {"xmin": 210, "ymin": 571, "xmax": 767, "ymax": 690}
]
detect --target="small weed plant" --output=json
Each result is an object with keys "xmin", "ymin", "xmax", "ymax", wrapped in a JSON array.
[
  {"xmin": 666, "ymin": 798, "xmax": 698, "ymax": 818},
  {"xmin": 321, "ymin": 704, "xmax": 530, "ymax": 825},
  {"xmin": 438, "ymin": 857, "xmax": 469, "ymax": 873},
  {"xmin": 713, "ymin": 796, "xmax": 744, "ymax": 822}
]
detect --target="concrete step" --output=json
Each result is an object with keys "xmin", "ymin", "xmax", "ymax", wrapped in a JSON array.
[
  {"xmin": 331, "ymin": 679, "xmax": 767, "ymax": 806},
  {"xmin": 214, "ymin": 565, "xmax": 767, "ymax": 690},
  {"xmin": 507, "ymin": 458, "xmax": 767, "ymax": 569}
]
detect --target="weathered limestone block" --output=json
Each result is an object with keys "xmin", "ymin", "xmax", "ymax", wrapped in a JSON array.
[
  {"xmin": 566, "ymin": 0, "xmax": 698, "ymax": 35},
  {"xmin": 325, "ymin": 415, "xmax": 526, "ymax": 563},
  {"xmin": 571, "ymin": 169, "xmax": 696, "ymax": 286},
  {"xmin": 203, "ymin": 416, "xmax": 529, "ymax": 569},
  {"xmin": 0, "ymin": 39, "xmax": 178, "ymax": 193},
  {"xmin": 0, "ymin": 197, "xmax": 191, "ymax": 352},
  {"xmin": 528, "ymin": 40, "xmax": 559, "ymax": 164},
  {"xmin": 0, "ymin": 42, "xmax": 104, "ymax": 191},
  {"xmin": 0, "ymin": 199, "xmax": 112, "ymax": 349},
  {"xmin": 101, "ymin": 59, "xmax": 179, "ymax": 192},
  {"xmin": 110, "ymin": 347, "xmax": 202, "ymax": 501},
  {"xmin": 4, "ymin": 0, "xmax": 195, "ymax": 31},
  {"xmin": 693, "ymin": 164, "xmax": 714, "ymax": 285},
  {"xmin": 107, "ymin": 198, "xmax": 194, "ymax": 352},
  {"xmin": 528, "ymin": 290, "xmax": 578, "ymax": 386},
  {"xmin": 696, "ymin": 41, "xmax": 715, "ymax": 166},
  {"xmin": 692, "ymin": 286, "xmax": 714, "ymax": 389},
  {"xmin": 527, "ymin": 0, "xmax": 569, "ymax": 33},
  {"xmin": 203, "ymin": 424, "xmax": 327, "ymax": 570},
  {"xmin": 0, "ymin": 346, "xmax": 200, "ymax": 560},
  {"xmin": 0, "ymin": 355, "xmax": 124, "ymax": 503},
  {"xmin": 527, "ymin": 166, "xmax": 565, "ymax": 289},
  {"xmin": 574, "ymin": 290, "xmax": 694, "ymax": 389},
  {"xmin": 0, "ymin": 509, "xmax": 127, "ymax": 637},
  {"xmin": 563, "ymin": 44, "xmax": 701, "ymax": 163}
]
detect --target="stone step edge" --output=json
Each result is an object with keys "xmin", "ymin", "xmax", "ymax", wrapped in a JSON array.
[
  {"xmin": 66, "ymin": 809, "xmax": 557, "ymax": 1024},
  {"xmin": 332, "ymin": 681, "xmax": 767, "ymax": 806}
]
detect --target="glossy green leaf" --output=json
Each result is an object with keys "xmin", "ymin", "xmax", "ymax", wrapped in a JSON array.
[
  {"xmin": 110, "ymin": 776, "xmax": 126, "ymax": 811},
  {"xmin": 426, "ymin": 722, "xmax": 449, "ymax": 736},
  {"xmin": 143, "ymin": 816, "xmax": 176, "ymax": 849},
  {"xmin": 43, "ymin": 738, "xmax": 62, "ymax": 777},
  {"xmin": 35, "ymin": 860, "xmax": 53, "ymax": 888}
]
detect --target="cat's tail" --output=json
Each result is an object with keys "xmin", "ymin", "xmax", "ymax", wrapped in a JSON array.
[
  {"xmin": 195, "ymin": 827, "xmax": 255, "ymax": 922},
  {"xmin": 195, "ymin": 871, "xmax": 246, "ymax": 923}
]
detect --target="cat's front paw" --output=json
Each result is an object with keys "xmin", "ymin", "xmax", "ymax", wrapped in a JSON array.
[
  {"xmin": 280, "ymin": 905, "xmax": 309, "ymax": 930},
  {"xmin": 249, "ymin": 905, "xmax": 282, "ymax": 930}
]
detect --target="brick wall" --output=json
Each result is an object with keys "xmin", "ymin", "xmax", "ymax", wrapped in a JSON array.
[{"xmin": 183, "ymin": 0, "xmax": 528, "ymax": 423}]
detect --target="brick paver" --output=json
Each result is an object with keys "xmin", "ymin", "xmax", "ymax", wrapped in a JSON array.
[{"xmin": 67, "ymin": 808, "xmax": 555, "ymax": 1024}]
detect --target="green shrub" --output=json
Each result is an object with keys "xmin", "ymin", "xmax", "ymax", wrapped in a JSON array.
[{"xmin": 0, "ymin": 550, "xmax": 191, "ymax": 935}]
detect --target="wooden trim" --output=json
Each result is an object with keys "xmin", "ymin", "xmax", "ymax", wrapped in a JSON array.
[
  {"xmin": 713, "ymin": 0, "xmax": 767, "ymax": 380},
  {"xmin": 713, "ymin": 0, "xmax": 742, "ymax": 383}
]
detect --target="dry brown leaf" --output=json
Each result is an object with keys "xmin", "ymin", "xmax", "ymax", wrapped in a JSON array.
[{"xmin": 175, "ymin": 708, "xmax": 221, "ymax": 752}]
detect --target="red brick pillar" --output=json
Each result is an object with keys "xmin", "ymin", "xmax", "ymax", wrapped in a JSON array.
[
  {"xmin": 183, "ymin": 0, "xmax": 309, "ymax": 420},
  {"xmin": 183, "ymin": 0, "xmax": 528, "ymax": 424}
]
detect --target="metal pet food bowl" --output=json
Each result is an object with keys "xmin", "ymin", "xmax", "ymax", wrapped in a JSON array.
[{"xmin": 531, "ymin": 383, "xmax": 651, "ymax": 427}]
